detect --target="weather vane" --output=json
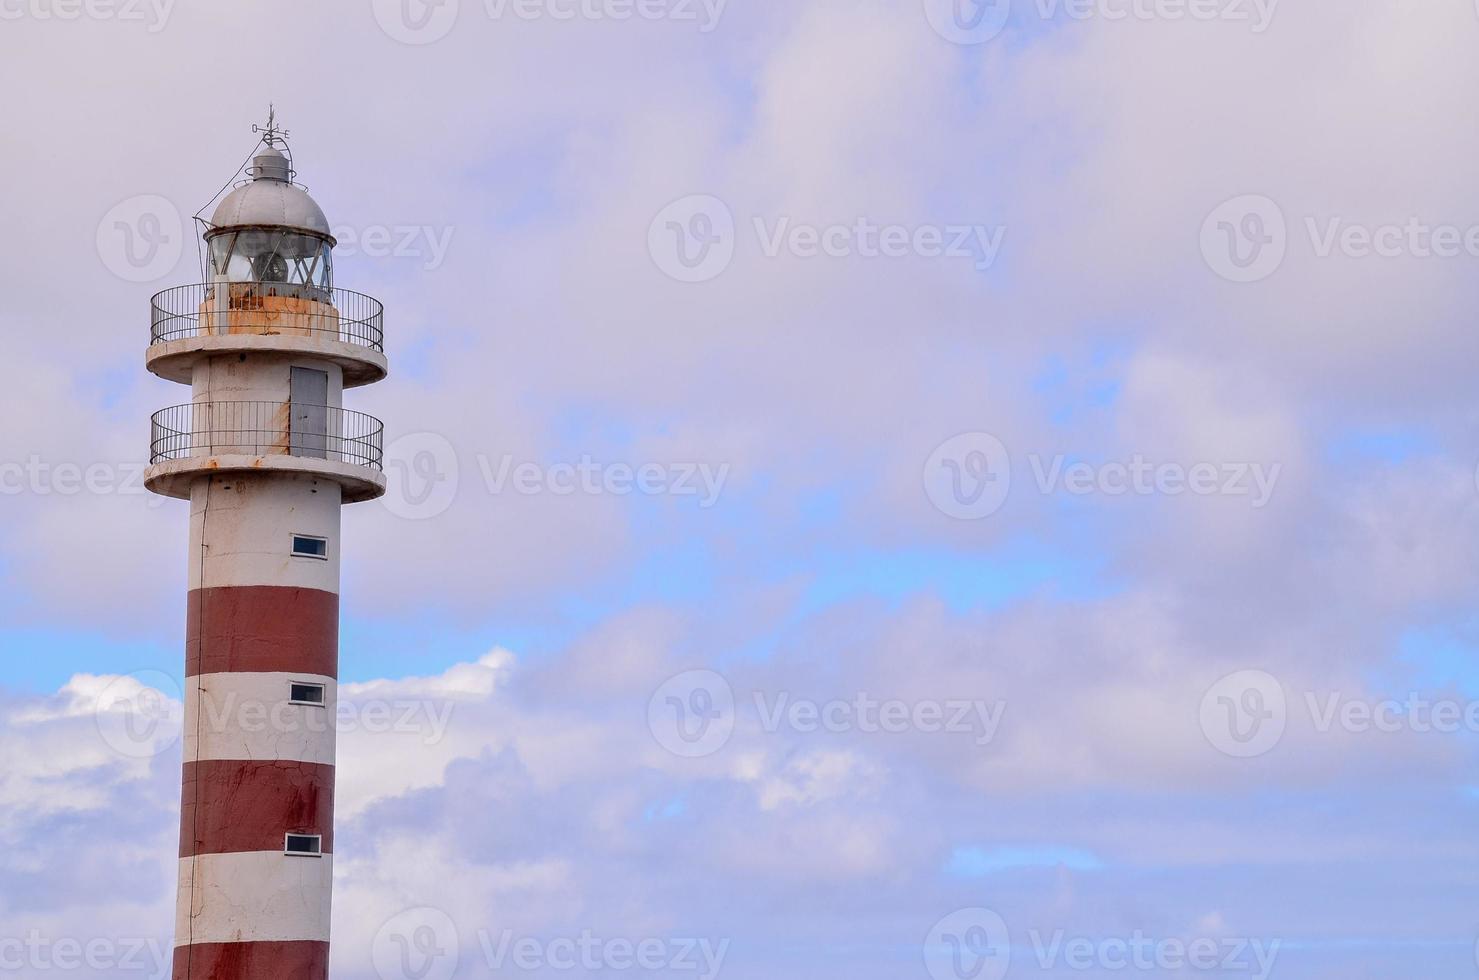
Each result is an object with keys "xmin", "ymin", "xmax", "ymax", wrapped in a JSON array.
[{"xmin": 252, "ymin": 104, "xmax": 290, "ymax": 147}]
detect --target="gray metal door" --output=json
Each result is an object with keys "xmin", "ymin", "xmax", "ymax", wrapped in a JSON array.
[{"xmin": 290, "ymin": 367, "xmax": 329, "ymax": 459}]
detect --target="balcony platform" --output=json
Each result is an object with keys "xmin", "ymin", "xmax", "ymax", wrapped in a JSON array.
[
  {"xmin": 144, "ymin": 453, "xmax": 386, "ymax": 503},
  {"xmin": 147, "ymin": 401, "xmax": 386, "ymax": 504},
  {"xmin": 147, "ymin": 332, "xmax": 388, "ymax": 387},
  {"xmin": 148, "ymin": 282, "xmax": 388, "ymax": 388}
]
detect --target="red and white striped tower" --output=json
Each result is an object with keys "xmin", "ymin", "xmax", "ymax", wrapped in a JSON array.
[{"xmin": 144, "ymin": 114, "xmax": 387, "ymax": 979}]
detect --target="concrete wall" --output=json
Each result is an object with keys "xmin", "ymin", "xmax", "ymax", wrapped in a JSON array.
[
  {"xmin": 190, "ymin": 353, "xmax": 344, "ymax": 409},
  {"xmin": 188, "ymin": 474, "xmax": 342, "ymax": 593}
]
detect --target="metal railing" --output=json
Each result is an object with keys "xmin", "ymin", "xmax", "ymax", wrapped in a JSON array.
[
  {"xmin": 150, "ymin": 282, "xmax": 384, "ymax": 352},
  {"xmin": 150, "ymin": 401, "xmax": 384, "ymax": 470}
]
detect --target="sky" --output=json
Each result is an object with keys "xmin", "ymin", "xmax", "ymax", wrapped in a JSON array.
[{"xmin": 3, "ymin": 0, "xmax": 1479, "ymax": 977}]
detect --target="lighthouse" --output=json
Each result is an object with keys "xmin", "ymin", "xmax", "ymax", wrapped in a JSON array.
[{"xmin": 144, "ymin": 114, "xmax": 387, "ymax": 978}]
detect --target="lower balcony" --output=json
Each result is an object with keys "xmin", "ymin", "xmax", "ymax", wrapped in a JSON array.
[{"xmin": 145, "ymin": 401, "xmax": 386, "ymax": 503}]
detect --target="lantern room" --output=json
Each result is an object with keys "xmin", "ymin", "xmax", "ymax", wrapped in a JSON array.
[{"xmin": 204, "ymin": 144, "xmax": 336, "ymax": 290}]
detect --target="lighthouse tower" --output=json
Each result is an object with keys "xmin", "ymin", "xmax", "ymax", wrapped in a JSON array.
[{"xmin": 144, "ymin": 115, "xmax": 386, "ymax": 978}]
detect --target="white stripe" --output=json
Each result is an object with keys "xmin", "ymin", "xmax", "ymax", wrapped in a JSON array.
[
  {"xmin": 190, "ymin": 473, "xmax": 343, "ymax": 592},
  {"xmin": 185, "ymin": 672, "xmax": 338, "ymax": 766},
  {"xmin": 176, "ymin": 852, "xmax": 333, "ymax": 945}
]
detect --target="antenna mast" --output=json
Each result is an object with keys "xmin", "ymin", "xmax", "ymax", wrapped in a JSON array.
[{"xmin": 252, "ymin": 104, "xmax": 291, "ymax": 148}]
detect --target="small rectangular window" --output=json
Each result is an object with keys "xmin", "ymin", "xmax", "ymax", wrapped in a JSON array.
[
  {"xmin": 292, "ymin": 535, "xmax": 328, "ymax": 560},
  {"xmin": 290, "ymin": 682, "xmax": 327, "ymax": 706},
  {"xmin": 285, "ymin": 834, "xmax": 323, "ymax": 857}
]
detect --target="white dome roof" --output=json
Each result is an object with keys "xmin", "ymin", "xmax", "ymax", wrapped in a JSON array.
[{"xmin": 209, "ymin": 148, "xmax": 333, "ymax": 241}]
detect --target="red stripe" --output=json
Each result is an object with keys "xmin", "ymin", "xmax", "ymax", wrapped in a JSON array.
[
  {"xmin": 180, "ymin": 760, "xmax": 335, "ymax": 857},
  {"xmin": 173, "ymin": 941, "xmax": 329, "ymax": 979},
  {"xmin": 186, "ymin": 586, "xmax": 338, "ymax": 678}
]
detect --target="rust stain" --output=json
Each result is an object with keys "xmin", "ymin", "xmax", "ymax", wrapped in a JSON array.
[{"xmin": 199, "ymin": 286, "xmax": 336, "ymax": 341}]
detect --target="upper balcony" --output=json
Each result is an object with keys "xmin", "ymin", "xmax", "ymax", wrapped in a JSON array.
[
  {"xmin": 145, "ymin": 400, "xmax": 386, "ymax": 503},
  {"xmin": 147, "ymin": 282, "xmax": 388, "ymax": 387}
]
